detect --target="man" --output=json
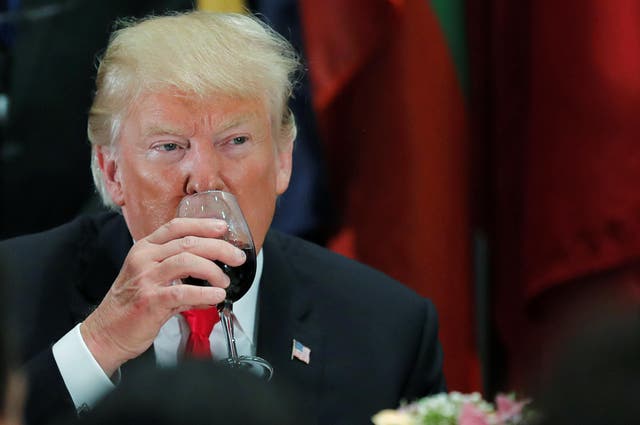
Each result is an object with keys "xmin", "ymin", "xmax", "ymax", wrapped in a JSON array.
[{"xmin": 0, "ymin": 11, "xmax": 445, "ymax": 425}]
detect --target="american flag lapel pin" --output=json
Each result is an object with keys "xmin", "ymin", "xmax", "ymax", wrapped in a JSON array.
[{"xmin": 291, "ymin": 338, "xmax": 311, "ymax": 364}]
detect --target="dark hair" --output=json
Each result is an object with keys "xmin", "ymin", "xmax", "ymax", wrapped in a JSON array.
[
  {"xmin": 533, "ymin": 311, "xmax": 640, "ymax": 425},
  {"xmin": 63, "ymin": 360, "xmax": 301, "ymax": 425},
  {"xmin": 0, "ymin": 257, "xmax": 13, "ymax": 416}
]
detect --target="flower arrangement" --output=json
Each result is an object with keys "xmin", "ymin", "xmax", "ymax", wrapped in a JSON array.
[{"xmin": 372, "ymin": 392, "xmax": 532, "ymax": 425}]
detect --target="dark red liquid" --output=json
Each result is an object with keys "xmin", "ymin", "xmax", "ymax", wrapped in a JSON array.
[{"xmin": 183, "ymin": 246, "xmax": 256, "ymax": 302}]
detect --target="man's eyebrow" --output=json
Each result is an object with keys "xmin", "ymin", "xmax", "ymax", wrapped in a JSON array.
[
  {"xmin": 216, "ymin": 113, "xmax": 257, "ymax": 132},
  {"xmin": 143, "ymin": 125, "xmax": 188, "ymax": 138},
  {"xmin": 142, "ymin": 113, "xmax": 259, "ymax": 138}
]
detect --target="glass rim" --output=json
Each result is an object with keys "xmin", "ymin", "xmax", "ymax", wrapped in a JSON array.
[{"xmin": 182, "ymin": 190, "xmax": 236, "ymax": 200}]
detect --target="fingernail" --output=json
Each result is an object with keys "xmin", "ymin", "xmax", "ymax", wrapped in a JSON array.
[
  {"xmin": 213, "ymin": 219, "xmax": 227, "ymax": 231},
  {"xmin": 237, "ymin": 249, "xmax": 246, "ymax": 261},
  {"xmin": 224, "ymin": 274, "xmax": 231, "ymax": 287}
]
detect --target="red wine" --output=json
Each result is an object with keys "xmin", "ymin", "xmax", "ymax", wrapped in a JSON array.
[{"xmin": 183, "ymin": 246, "xmax": 256, "ymax": 302}]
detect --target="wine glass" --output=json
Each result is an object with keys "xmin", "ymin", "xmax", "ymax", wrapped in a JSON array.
[{"xmin": 176, "ymin": 190, "xmax": 273, "ymax": 380}]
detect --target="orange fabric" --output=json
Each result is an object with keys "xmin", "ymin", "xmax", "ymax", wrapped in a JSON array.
[
  {"xmin": 181, "ymin": 307, "xmax": 219, "ymax": 358},
  {"xmin": 301, "ymin": 0, "xmax": 480, "ymax": 392},
  {"xmin": 300, "ymin": 0, "xmax": 389, "ymax": 111}
]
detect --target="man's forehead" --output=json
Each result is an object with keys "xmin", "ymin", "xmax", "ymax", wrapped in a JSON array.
[{"xmin": 131, "ymin": 91, "xmax": 270, "ymax": 133}]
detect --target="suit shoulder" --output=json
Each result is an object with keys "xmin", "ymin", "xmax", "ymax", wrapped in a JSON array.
[
  {"xmin": 0, "ymin": 212, "xmax": 120, "ymax": 273},
  {"xmin": 266, "ymin": 230, "xmax": 429, "ymax": 307},
  {"xmin": 267, "ymin": 230, "xmax": 382, "ymax": 275}
]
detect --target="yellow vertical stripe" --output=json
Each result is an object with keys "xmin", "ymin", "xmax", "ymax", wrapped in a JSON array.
[{"xmin": 196, "ymin": 0, "xmax": 247, "ymax": 13}]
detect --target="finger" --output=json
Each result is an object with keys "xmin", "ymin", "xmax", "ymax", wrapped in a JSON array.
[
  {"xmin": 145, "ymin": 217, "xmax": 228, "ymax": 245},
  {"xmin": 175, "ymin": 303, "xmax": 217, "ymax": 313},
  {"xmin": 158, "ymin": 284, "xmax": 226, "ymax": 310},
  {"xmin": 148, "ymin": 236, "xmax": 247, "ymax": 267},
  {"xmin": 150, "ymin": 252, "xmax": 231, "ymax": 288}
]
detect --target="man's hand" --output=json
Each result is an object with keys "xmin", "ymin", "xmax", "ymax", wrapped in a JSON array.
[{"xmin": 80, "ymin": 217, "xmax": 246, "ymax": 376}]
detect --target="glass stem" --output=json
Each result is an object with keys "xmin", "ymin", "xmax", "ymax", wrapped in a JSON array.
[{"xmin": 218, "ymin": 300, "xmax": 239, "ymax": 361}]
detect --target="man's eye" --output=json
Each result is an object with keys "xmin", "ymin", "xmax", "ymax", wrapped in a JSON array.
[
  {"xmin": 160, "ymin": 143, "xmax": 179, "ymax": 151},
  {"xmin": 231, "ymin": 136, "xmax": 248, "ymax": 145}
]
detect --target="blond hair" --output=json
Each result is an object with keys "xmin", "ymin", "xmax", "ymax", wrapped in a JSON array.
[{"xmin": 88, "ymin": 11, "xmax": 300, "ymax": 208}]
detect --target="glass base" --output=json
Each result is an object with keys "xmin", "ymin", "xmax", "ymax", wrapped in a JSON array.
[{"xmin": 222, "ymin": 355, "xmax": 273, "ymax": 381}]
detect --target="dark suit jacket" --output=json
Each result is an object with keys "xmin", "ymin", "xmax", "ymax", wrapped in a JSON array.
[{"xmin": 0, "ymin": 212, "xmax": 446, "ymax": 425}]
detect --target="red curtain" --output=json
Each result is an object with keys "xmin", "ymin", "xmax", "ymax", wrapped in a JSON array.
[
  {"xmin": 469, "ymin": 0, "xmax": 640, "ymax": 389},
  {"xmin": 300, "ymin": 0, "xmax": 480, "ymax": 392}
]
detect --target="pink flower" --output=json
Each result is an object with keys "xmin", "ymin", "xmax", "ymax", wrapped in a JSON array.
[
  {"xmin": 459, "ymin": 403, "xmax": 490, "ymax": 425},
  {"xmin": 495, "ymin": 394, "xmax": 529, "ymax": 422}
]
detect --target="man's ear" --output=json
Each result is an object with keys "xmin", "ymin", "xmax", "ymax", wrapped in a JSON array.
[
  {"xmin": 95, "ymin": 145, "xmax": 125, "ymax": 207},
  {"xmin": 275, "ymin": 138, "xmax": 293, "ymax": 195}
]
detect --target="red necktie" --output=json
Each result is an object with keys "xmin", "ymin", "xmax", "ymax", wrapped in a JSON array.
[{"xmin": 180, "ymin": 307, "xmax": 219, "ymax": 358}]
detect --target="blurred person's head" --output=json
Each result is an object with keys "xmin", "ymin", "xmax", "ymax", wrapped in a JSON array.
[
  {"xmin": 533, "ymin": 311, "xmax": 640, "ymax": 425},
  {"xmin": 60, "ymin": 360, "xmax": 300, "ymax": 425},
  {"xmin": 88, "ymin": 11, "xmax": 300, "ymax": 247},
  {"xmin": 0, "ymin": 260, "xmax": 24, "ymax": 425}
]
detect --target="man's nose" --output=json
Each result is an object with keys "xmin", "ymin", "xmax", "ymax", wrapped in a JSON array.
[{"xmin": 184, "ymin": 143, "xmax": 225, "ymax": 194}]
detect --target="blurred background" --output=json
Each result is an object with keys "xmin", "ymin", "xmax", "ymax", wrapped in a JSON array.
[{"xmin": 1, "ymin": 0, "xmax": 640, "ymax": 397}]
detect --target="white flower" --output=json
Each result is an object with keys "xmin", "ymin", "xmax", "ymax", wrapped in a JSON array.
[{"xmin": 372, "ymin": 409, "xmax": 416, "ymax": 425}]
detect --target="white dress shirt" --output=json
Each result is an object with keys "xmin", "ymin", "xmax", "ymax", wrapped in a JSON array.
[{"xmin": 52, "ymin": 251, "xmax": 263, "ymax": 411}]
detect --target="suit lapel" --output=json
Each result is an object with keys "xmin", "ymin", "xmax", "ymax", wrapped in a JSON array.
[
  {"xmin": 69, "ymin": 213, "xmax": 156, "ymax": 370},
  {"xmin": 68, "ymin": 213, "xmax": 130, "ymax": 322},
  {"xmin": 257, "ymin": 231, "xmax": 323, "ymax": 424}
]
